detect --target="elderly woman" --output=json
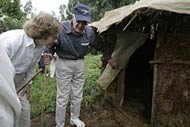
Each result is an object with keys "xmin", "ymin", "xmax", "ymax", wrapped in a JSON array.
[
  {"xmin": 0, "ymin": 42, "xmax": 21, "ymax": 127},
  {"xmin": 0, "ymin": 12, "xmax": 62, "ymax": 127}
]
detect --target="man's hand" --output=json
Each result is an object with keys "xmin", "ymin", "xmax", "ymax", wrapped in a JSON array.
[
  {"xmin": 108, "ymin": 58, "xmax": 118, "ymax": 69},
  {"xmin": 44, "ymin": 53, "xmax": 52, "ymax": 65}
]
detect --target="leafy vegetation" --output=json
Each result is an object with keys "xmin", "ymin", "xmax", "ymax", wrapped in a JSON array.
[
  {"xmin": 30, "ymin": 54, "xmax": 102, "ymax": 118},
  {"xmin": 0, "ymin": 0, "xmax": 30, "ymax": 31},
  {"xmin": 0, "ymin": 0, "xmax": 24, "ymax": 19}
]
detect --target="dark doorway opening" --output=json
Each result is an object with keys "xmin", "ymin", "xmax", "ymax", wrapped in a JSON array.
[{"xmin": 124, "ymin": 37, "xmax": 156, "ymax": 122}]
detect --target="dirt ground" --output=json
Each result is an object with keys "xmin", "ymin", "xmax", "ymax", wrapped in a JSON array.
[{"xmin": 31, "ymin": 97, "xmax": 151, "ymax": 127}]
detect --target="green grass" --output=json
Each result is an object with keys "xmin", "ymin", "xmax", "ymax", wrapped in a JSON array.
[{"xmin": 30, "ymin": 54, "xmax": 102, "ymax": 118}]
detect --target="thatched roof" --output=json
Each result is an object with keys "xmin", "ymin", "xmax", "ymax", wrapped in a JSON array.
[{"xmin": 91, "ymin": 0, "xmax": 190, "ymax": 33}]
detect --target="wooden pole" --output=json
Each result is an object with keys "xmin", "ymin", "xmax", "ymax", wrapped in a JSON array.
[
  {"xmin": 41, "ymin": 66, "xmax": 47, "ymax": 127},
  {"xmin": 151, "ymin": 33, "xmax": 160, "ymax": 123}
]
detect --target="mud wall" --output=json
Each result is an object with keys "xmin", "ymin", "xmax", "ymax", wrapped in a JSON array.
[{"xmin": 152, "ymin": 33, "xmax": 190, "ymax": 127}]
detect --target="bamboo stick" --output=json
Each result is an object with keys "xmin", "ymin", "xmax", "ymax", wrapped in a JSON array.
[{"xmin": 41, "ymin": 66, "xmax": 47, "ymax": 127}]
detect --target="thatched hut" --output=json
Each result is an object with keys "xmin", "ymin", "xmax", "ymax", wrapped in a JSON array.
[{"xmin": 91, "ymin": 0, "xmax": 190, "ymax": 126}]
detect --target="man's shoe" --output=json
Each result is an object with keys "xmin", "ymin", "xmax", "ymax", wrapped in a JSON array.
[{"xmin": 70, "ymin": 118, "xmax": 85, "ymax": 127}]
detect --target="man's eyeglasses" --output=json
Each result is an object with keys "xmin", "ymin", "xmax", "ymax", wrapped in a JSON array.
[{"xmin": 77, "ymin": 21, "xmax": 87, "ymax": 25}]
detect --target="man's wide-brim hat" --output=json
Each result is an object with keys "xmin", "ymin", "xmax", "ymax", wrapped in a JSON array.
[{"xmin": 73, "ymin": 3, "xmax": 91, "ymax": 23}]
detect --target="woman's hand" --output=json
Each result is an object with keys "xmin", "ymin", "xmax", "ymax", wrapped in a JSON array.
[{"xmin": 44, "ymin": 53, "xmax": 52, "ymax": 65}]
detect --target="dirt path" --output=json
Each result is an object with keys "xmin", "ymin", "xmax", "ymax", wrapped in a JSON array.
[{"xmin": 31, "ymin": 98, "xmax": 151, "ymax": 127}]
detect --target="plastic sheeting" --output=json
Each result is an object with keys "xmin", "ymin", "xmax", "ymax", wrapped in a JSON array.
[
  {"xmin": 97, "ymin": 30, "xmax": 149, "ymax": 90},
  {"xmin": 91, "ymin": 0, "xmax": 190, "ymax": 33}
]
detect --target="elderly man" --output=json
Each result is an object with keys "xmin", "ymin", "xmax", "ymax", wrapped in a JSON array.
[
  {"xmin": 0, "ymin": 13, "xmax": 62, "ymax": 127},
  {"xmin": 54, "ymin": 3, "xmax": 99, "ymax": 127}
]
